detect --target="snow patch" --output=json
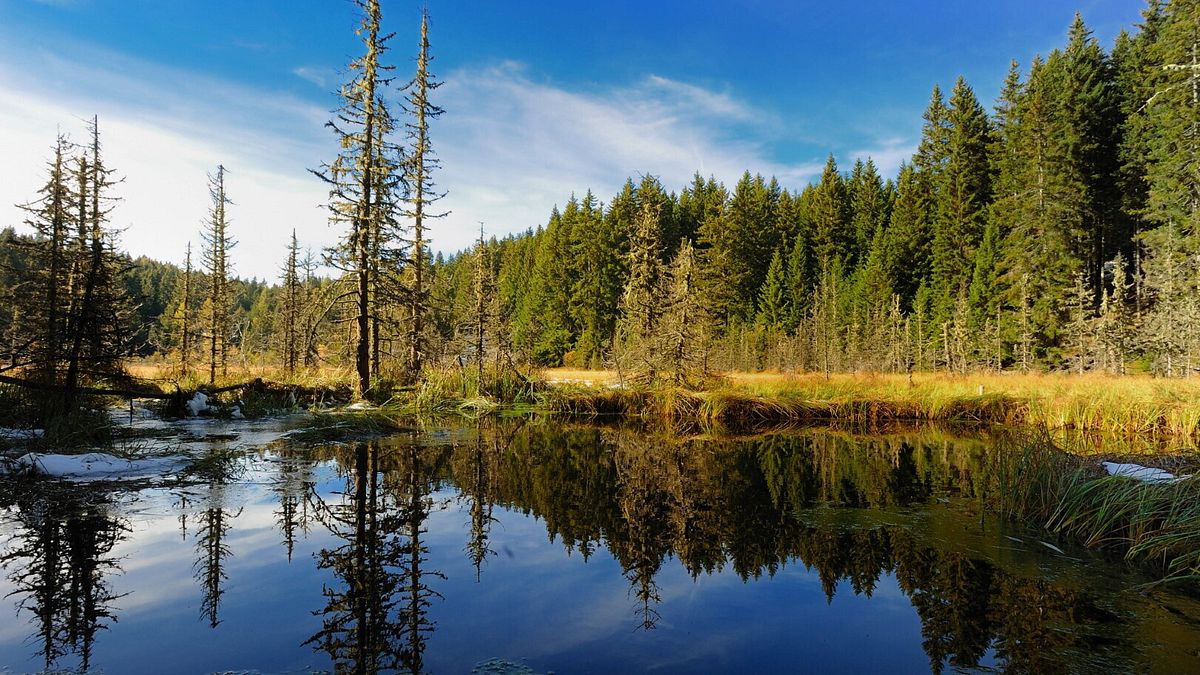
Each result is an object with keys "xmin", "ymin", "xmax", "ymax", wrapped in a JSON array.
[
  {"xmin": 0, "ymin": 428, "xmax": 44, "ymax": 440},
  {"xmin": 185, "ymin": 392, "xmax": 215, "ymax": 416},
  {"xmin": 12, "ymin": 452, "xmax": 187, "ymax": 481},
  {"xmin": 1103, "ymin": 461, "xmax": 1184, "ymax": 484}
]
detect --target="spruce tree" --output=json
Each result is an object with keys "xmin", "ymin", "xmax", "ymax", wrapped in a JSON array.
[
  {"xmin": 176, "ymin": 243, "xmax": 195, "ymax": 374},
  {"xmin": 848, "ymin": 158, "xmax": 889, "ymax": 266},
  {"xmin": 201, "ymin": 165, "xmax": 235, "ymax": 385},
  {"xmin": 312, "ymin": 0, "xmax": 402, "ymax": 397},
  {"xmin": 15, "ymin": 134, "xmax": 73, "ymax": 381},
  {"xmin": 659, "ymin": 240, "xmax": 708, "ymax": 387},
  {"xmin": 400, "ymin": 9, "xmax": 446, "ymax": 382},
  {"xmin": 808, "ymin": 155, "xmax": 850, "ymax": 271},
  {"xmin": 883, "ymin": 163, "xmax": 931, "ymax": 308},
  {"xmin": 994, "ymin": 57, "xmax": 1086, "ymax": 363},
  {"xmin": 756, "ymin": 246, "xmax": 789, "ymax": 329},
  {"xmin": 61, "ymin": 118, "xmax": 131, "ymax": 409},
  {"xmin": 1137, "ymin": 0, "xmax": 1200, "ymax": 375},
  {"xmin": 615, "ymin": 200, "xmax": 664, "ymax": 382},
  {"xmin": 1058, "ymin": 14, "xmax": 1123, "ymax": 300},
  {"xmin": 280, "ymin": 231, "xmax": 302, "ymax": 375},
  {"xmin": 930, "ymin": 76, "xmax": 992, "ymax": 324},
  {"xmin": 784, "ymin": 233, "xmax": 811, "ymax": 331},
  {"xmin": 569, "ymin": 190, "xmax": 623, "ymax": 367}
]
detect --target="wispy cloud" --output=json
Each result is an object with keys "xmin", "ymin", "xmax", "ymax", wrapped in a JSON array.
[
  {"xmin": 0, "ymin": 32, "xmax": 905, "ymax": 276},
  {"xmin": 848, "ymin": 137, "xmax": 918, "ymax": 181},
  {"xmin": 433, "ymin": 64, "xmax": 829, "ymax": 252},
  {"xmin": 291, "ymin": 66, "xmax": 334, "ymax": 89},
  {"xmin": 0, "ymin": 41, "xmax": 334, "ymax": 280}
]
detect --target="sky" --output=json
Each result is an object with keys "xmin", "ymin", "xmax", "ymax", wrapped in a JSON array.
[{"xmin": 0, "ymin": 0, "xmax": 1149, "ymax": 280}]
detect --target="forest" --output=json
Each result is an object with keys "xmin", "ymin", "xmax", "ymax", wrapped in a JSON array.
[{"xmin": 1, "ymin": 0, "xmax": 1198, "ymax": 407}]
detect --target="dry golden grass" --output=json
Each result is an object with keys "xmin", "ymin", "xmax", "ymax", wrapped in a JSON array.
[
  {"xmin": 540, "ymin": 368, "xmax": 620, "ymax": 385},
  {"xmin": 542, "ymin": 368, "xmax": 1200, "ymax": 437},
  {"xmin": 126, "ymin": 358, "xmax": 356, "ymax": 390}
]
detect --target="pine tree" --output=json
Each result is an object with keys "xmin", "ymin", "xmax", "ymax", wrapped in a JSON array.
[
  {"xmin": 808, "ymin": 155, "xmax": 850, "ymax": 271},
  {"xmin": 280, "ymin": 231, "xmax": 302, "ymax": 375},
  {"xmin": 659, "ymin": 240, "xmax": 708, "ymax": 387},
  {"xmin": 312, "ymin": 0, "xmax": 403, "ymax": 397},
  {"xmin": 400, "ymin": 9, "xmax": 446, "ymax": 382},
  {"xmin": 930, "ymin": 76, "xmax": 992, "ymax": 324},
  {"xmin": 756, "ymin": 246, "xmax": 789, "ymax": 329},
  {"xmin": 201, "ymin": 165, "xmax": 235, "ymax": 385}
]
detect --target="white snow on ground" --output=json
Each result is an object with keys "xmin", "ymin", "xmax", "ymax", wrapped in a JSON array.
[
  {"xmin": 185, "ymin": 392, "xmax": 215, "ymax": 416},
  {"xmin": 12, "ymin": 452, "xmax": 187, "ymax": 481},
  {"xmin": 1102, "ymin": 461, "xmax": 1185, "ymax": 484},
  {"xmin": 0, "ymin": 428, "xmax": 44, "ymax": 440}
]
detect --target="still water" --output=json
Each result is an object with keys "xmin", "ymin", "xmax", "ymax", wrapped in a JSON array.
[{"xmin": 1, "ymin": 418, "xmax": 1198, "ymax": 674}]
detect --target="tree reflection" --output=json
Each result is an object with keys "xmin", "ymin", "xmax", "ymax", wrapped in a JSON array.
[
  {"xmin": 192, "ymin": 469, "xmax": 242, "ymax": 628},
  {"xmin": 273, "ymin": 451, "xmax": 315, "ymax": 562},
  {"xmin": 0, "ymin": 482, "xmax": 127, "ymax": 672},
  {"xmin": 437, "ymin": 423, "xmax": 1132, "ymax": 671},
  {"xmin": 306, "ymin": 441, "xmax": 447, "ymax": 674}
]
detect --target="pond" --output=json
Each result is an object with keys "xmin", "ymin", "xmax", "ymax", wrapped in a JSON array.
[{"xmin": 1, "ymin": 417, "xmax": 1198, "ymax": 673}]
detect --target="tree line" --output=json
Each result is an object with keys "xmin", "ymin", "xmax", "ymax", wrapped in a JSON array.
[
  {"xmin": 4, "ymin": 1, "xmax": 1199, "ymax": 406},
  {"xmin": 439, "ymin": 4, "xmax": 1198, "ymax": 381}
]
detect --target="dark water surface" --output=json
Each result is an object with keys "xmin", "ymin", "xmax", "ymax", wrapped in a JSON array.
[{"xmin": 1, "ymin": 419, "xmax": 1199, "ymax": 674}]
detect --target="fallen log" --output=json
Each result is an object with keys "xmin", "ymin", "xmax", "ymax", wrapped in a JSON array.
[
  {"xmin": 0, "ymin": 373, "xmax": 175, "ymax": 399},
  {"xmin": 0, "ymin": 374, "xmax": 266, "ymax": 401}
]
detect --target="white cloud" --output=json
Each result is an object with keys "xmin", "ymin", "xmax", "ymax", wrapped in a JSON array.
[
  {"xmin": 432, "ymin": 64, "xmax": 829, "ymax": 253},
  {"xmin": 847, "ymin": 137, "xmax": 917, "ymax": 182},
  {"xmin": 0, "ymin": 36, "xmax": 908, "ymax": 276},
  {"xmin": 0, "ymin": 43, "xmax": 335, "ymax": 280},
  {"xmin": 291, "ymin": 66, "xmax": 334, "ymax": 89}
]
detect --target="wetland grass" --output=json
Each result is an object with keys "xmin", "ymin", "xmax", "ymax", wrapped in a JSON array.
[
  {"xmin": 542, "ymin": 369, "xmax": 1200, "ymax": 437},
  {"xmin": 993, "ymin": 434, "xmax": 1200, "ymax": 584}
]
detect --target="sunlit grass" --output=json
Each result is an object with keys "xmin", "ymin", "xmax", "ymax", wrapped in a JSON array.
[
  {"xmin": 126, "ymin": 358, "xmax": 356, "ymax": 390},
  {"xmin": 991, "ymin": 433, "xmax": 1200, "ymax": 584},
  {"xmin": 541, "ymin": 368, "xmax": 1200, "ymax": 437}
]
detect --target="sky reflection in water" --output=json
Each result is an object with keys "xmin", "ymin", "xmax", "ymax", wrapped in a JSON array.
[{"xmin": 1, "ymin": 421, "xmax": 1198, "ymax": 674}]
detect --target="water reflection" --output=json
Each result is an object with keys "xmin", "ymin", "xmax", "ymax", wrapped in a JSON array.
[
  {"xmin": 0, "ymin": 421, "xmax": 1193, "ymax": 673},
  {"xmin": 0, "ymin": 483, "xmax": 127, "ymax": 672},
  {"xmin": 305, "ymin": 442, "xmax": 448, "ymax": 674},
  {"xmin": 194, "ymin": 481, "xmax": 241, "ymax": 628}
]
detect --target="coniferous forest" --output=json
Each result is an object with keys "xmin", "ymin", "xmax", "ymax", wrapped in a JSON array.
[
  {"xmin": 6, "ymin": 4, "xmax": 1200, "ymax": 673},
  {"xmin": 2, "ymin": 1, "xmax": 1199, "ymax": 403}
]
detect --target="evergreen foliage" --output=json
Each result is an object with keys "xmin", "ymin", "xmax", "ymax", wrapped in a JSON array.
[{"xmin": 7, "ymin": 3, "xmax": 1200, "ymax": 387}]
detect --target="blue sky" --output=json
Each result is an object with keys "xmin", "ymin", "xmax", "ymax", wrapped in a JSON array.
[{"xmin": 0, "ymin": 0, "xmax": 1147, "ymax": 279}]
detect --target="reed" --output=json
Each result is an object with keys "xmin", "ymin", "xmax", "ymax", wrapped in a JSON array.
[{"xmin": 990, "ymin": 433, "xmax": 1200, "ymax": 584}]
